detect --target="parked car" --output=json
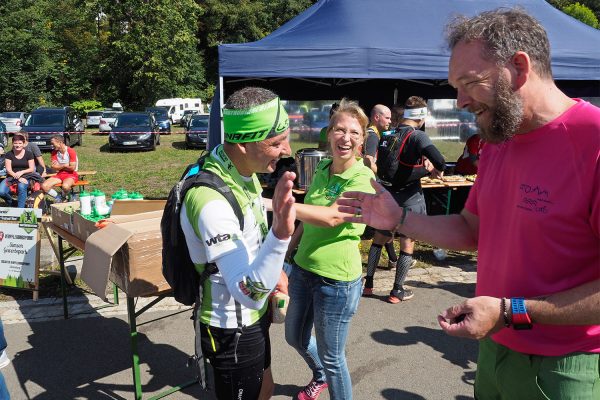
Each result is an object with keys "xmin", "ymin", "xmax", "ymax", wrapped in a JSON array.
[
  {"xmin": 21, "ymin": 107, "xmax": 83, "ymax": 150},
  {"xmin": 0, "ymin": 112, "xmax": 28, "ymax": 133},
  {"xmin": 144, "ymin": 107, "xmax": 171, "ymax": 134},
  {"xmin": 109, "ymin": 112, "xmax": 160, "ymax": 151},
  {"xmin": 0, "ymin": 121, "xmax": 7, "ymax": 148},
  {"xmin": 98, "ymin": 111, "xmax": 122, "ymax": 133},
  {"xmin": 300, "ymin": 111, "xmax": 329, "ymax": 141},
  {"xmin": 85, "ymin": 110, "xmax": 103, "ymax": 128},
  {"xmin": 180, "ymin": 109, "xmax": 199, "ymax": 127},
  {"xmin": 185, "ymin": 114, "xmax": 209, "ymax": 149}
]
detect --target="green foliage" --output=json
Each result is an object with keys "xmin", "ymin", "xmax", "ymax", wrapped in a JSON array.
[
  {"xmin": 548, "ymin": 0, "xmax": 600, "ymax": 23},
  {"xmin": 101, "ymin": 0, "xmax": 207, "ymax": 109},
  {"xmin": 71, "ymin": 100, "xmax": 103, "ymax": 115},
  {"xmin": 0, "ymin": 0, "xmax": 317, "ymax": 111},
  {"xmin": 562, "ymin": 2, "xmax": 600, "ymax": 27},
  {"xmin": 198, "ymin": 0, "xmax": 317, "ymax": 83}
]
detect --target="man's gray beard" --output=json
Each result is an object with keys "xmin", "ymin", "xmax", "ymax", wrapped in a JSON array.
[{"xmin": 478, "ymin": 76, "xmax": 524, "ymax": 144}]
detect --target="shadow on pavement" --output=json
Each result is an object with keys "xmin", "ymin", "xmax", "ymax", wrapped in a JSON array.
[
  {"xmin": 381, "ymin": 388, "xmax": 427, "ymax": 399},
  {"xmin": 274, "ymin": 382, "xmax": 302, "ymax": 398},
  {"xmin": 371, "ymin": 325, "xmax": 477, "ymax": 381},
  {"xmin": 11, "ymin": 314, "xmax": 199, "ymax": 399}
]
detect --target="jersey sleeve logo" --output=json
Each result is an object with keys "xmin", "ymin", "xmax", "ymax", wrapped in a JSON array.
[
  {"xmin": 238, "ymin": 277, "xmax": 270, "ymax": 301},
  {"xmin": 205, "ymin": 233, "xmax": 238, "ymax": 246}
]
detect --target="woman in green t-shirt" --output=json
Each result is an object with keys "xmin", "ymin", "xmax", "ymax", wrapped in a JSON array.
[{"xmin": 285, "ymin": 99, "xmax": 375, "ymax": 400}]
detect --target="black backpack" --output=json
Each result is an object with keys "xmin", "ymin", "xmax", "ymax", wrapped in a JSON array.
[
  {"xmin": 375, "ymin": 126, "xmax": 415, "ymax": 183},
  {"xmin": 161, "ymin": 157, "xmax": 244, "ymax": 306}
]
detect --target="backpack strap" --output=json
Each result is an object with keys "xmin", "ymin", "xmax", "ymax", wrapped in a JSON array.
[
  {"xmin": 173, "ymin": 169, "xmax": 245, "ymax": 247},
  {"xmin": 182, "ymin": 169, "xmax": 249, "ymax": 367},
  {"xmin": 191, "ymin": 262, "xmax": 219, "ymax": 389},
  {"xmin": 395, "ymin": 127, "xmax": 424, "ymax": 168}
]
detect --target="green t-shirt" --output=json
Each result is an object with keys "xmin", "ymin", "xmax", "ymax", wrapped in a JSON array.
[
  {"xmin": 318, "ymin": 127, "xmax": 328, "ymax": 145},
  {"xmin": 294, "ymin": 158, "xmax": 375, "ymax": 281}
]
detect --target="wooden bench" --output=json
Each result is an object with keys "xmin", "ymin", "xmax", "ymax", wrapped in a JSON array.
[{"xmin": 48, "ymin": 170, "xmax": 97, "ymax": 194}]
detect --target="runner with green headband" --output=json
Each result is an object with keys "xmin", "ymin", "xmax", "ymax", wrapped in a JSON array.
[
  {"xmin": 223, "ymin": 96, "xmax": 289, "ymax": 143},
  {"xmin": 180, "ymin": 87, "xmax": 295, "ymax": 400}
]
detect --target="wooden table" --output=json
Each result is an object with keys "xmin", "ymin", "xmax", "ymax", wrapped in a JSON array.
[{"xmin": 421, "ymin": 179, "xmax": 474, "ymax": 215}]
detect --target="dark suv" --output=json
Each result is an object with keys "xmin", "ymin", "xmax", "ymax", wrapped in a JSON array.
[{"xmin": 22, "ymin": 106, "xmax": 83, "ymax": 150}]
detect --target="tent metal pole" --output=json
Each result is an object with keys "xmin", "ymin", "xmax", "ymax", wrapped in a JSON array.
[{"xmin": 219, "ymin": 75, "xmax": 225, "ymax": 145}]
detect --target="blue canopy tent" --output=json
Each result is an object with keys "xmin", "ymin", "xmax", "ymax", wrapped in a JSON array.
[{"xmin": 209, "ymin": 0, "xmax": 600, "ymax": 148}]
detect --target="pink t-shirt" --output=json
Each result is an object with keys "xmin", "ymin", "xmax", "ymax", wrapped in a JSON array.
[{"xmin": 465, "ymin": 99, "xmax": 600, "ymax": 356}]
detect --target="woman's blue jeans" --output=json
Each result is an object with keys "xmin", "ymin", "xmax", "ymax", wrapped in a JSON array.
[
  {"xmin": 0, "ymin": 179, "xmax": 28, "ymax": 208},
  {"xmin": 285, "ymin": 264, "xmax": 362, "ymax": 400},
  {"xmin": 0, "ymin": 319, "xmax": 9, "ymax": 399}
]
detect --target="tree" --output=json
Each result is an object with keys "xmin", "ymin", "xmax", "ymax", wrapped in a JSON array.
[
  {"xmin": 562, "ymin": 2, "xmax": 599, "ymax": 27},
  {"xmin": 547, "ymin": 0, "xmax": 600, "ymax": 24},
  {"xmin": 99, "ymin": 0, "xmax": 206, "ymax": 109},
  {"xmin": 0, "ymin": 0, "xmax": 106, "ymax": 110},
  {"xmin": 197, "ymin": 0, "xmax": 317, "ymax": 85}
]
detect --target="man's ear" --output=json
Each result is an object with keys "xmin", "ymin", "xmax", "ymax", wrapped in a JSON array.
[
  {"xmin": 510, "ymin": 51, "xmax": 531, "ymax": 90},
  {"xmin": 237, "ymin": 142, "xmax": 249, "ymax": 154}
]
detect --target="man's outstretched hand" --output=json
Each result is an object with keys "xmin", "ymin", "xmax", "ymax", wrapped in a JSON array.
[
  {"xmin": 337, "ymin": 179, "xmax": 402, "ymax": 231},
  {"xmin": 271, "ymin": 171, "xmax": 296, "ymax": 240}
]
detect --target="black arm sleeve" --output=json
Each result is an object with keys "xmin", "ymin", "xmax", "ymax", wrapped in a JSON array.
[
  {"xmin": 412, "ymin": 131, "xmax": 445, "ymax": 171},
  {"xmin": 422, "ymin": 145, "xmax": 446, "ymax": 171}
]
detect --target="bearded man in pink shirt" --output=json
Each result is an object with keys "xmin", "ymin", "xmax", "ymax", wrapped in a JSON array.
[{"xmin": 338, "ymin": 8, "xmax": 599, "ymax": 400}]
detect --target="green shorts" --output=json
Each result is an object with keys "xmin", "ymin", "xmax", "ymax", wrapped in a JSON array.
[{"xmin": 475, "ymin": 337, "xmax": 600, "ymax": 400}]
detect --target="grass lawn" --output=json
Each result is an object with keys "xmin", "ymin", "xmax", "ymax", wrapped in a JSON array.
[{"xmin": 41, "ymin": 127, "xmax": 203, "ymax": 199}]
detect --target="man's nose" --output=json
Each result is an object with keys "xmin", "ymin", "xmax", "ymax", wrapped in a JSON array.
[
  {"xmin": 282, "ymin": 137, "xmax": 292, "ymax": 156},
  {"xmin": 456, "ymin": 90, "xmax": 472, "ymax": 110}
]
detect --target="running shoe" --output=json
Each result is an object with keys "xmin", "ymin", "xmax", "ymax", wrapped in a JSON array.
[
  {"xmin": 297, "ymin": 379, "xmax": 328, "ymax": 400},
  {"xmin": 387, "ymin": 288, "xmax": 414, "ymax": 304},
  {"xmin": 362, "ymin": 287, "xmax": 374, "ymax": 297}
]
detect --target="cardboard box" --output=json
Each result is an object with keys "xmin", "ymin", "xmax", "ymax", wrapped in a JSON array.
[
  {"xmin": 109, "ymin": 218, "xmax": 168, "ymax": 297},
  {"xmin": 72, "ymin": 200, "xmax": 166, "ymax": 243},
  {"xmin": 81, "ymin": 201, "xmax": 169, "ymax": 298},
  {"xmin": 73, "ymin": 213, "xmax": 97, "ymax": 243},
  {"xmin": 50, "ymin": 202, "xmax": 80, "ymax": 233},
  {"xmin": 111, "ymin": 199, "xmax": 166, "ymax": 215}
]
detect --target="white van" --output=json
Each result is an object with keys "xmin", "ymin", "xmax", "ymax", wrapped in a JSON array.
[{"xmin": 155, "ymin": 98, "xmax": 203, "ymax": 124}]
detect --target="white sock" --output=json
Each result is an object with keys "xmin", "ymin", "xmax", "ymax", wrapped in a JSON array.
[{"xmin": 48, "ymin": 189, "xmax": 58, "ymax": 198}]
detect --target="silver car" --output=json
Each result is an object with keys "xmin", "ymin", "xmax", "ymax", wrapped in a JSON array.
[
  {"xmin": 0, "ymin": 112, "xmax": 28, "ymax": 133},
  {"xmin": 99, "ymin": 111, "xmax": 122, "ymax": 132},
  {"xmin": 86, "ymin": 110, "xmax": 103, "ymax": 128}
]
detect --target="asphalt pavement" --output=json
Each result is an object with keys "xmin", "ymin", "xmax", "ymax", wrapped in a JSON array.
[{"xmin": 0, "ymin": 261, "xmax": 478, "ymax": 399}]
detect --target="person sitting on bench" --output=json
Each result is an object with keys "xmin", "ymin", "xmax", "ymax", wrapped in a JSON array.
[
  {"xmin": 20, "ymin": 132, "xmax": 49, "ymax": 177},
  {"xmin": 42, "ymin": 135, "xmax": 79, "ymax": 203},
  {"xmin": 0, "ymin": 133, "xmax": 36, "ymax": 208}
]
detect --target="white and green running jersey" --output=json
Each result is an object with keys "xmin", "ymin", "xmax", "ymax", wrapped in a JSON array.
[{"xmin": 180, "ymin": 145, "xmax": 289, "ymax": 329}]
